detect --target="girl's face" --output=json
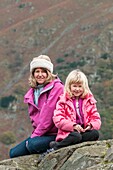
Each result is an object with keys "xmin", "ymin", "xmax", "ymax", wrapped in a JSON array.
[
  {"xmin": 34, "ymin": 68, "xmax": 48, "ymax": 84},
  {"xmin": 70, "ymin": 83, "xmax": 84, "ymax": 97}
]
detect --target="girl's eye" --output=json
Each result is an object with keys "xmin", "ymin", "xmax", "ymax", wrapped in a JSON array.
[{"xmin": 72, "ymin": 85, "xmax": 82, "ymax": 88}]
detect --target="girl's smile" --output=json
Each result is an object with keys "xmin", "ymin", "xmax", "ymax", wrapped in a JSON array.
[{"xmin": 70, "ymin": 83, "xmax": 84, "ymax": 97}]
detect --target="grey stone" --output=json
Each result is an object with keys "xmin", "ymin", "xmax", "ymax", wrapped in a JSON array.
[{"xmin": 0, "ymin": 139, "xmax": 113, "ymax": 170}]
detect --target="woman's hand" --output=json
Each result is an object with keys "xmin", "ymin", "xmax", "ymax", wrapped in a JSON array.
[{"xmin": 73, "ymin": 124, "xmax": 84, "ymax": 133}]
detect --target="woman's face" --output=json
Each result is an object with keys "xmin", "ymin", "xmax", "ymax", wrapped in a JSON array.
[
  {"xmin": 70, "ymin": 83, "xmax": 84, "ymax": 97},
  {"xmin": 34, "ymin": 68, "xmax": 48, "ymax": 84}
]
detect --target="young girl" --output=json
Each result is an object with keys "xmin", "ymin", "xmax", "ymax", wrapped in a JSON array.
[
  {"xmin": 9, "ymin": 55, "xmax": 64, "ymax": 158},
  {"xmin": 50, "ymin": 69, "xmax": 101, "ymax": 150}
]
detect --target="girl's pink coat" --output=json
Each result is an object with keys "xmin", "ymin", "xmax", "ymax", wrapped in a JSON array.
[
  {"xmin": 53, "ymin": 93, "xmax": 101, "ymax": 141},
  {"xmin": 24, "ymin": 78, "xmax": 64, "ymax": 138}
]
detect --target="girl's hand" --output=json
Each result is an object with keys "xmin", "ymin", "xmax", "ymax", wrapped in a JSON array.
[
  {"xmin": 73, "ymin": 124, "xmax": 84, "ymax": 133},
  {"xmin": 84, "ymin": 124, "xmax": 92, "ymax": 131}
]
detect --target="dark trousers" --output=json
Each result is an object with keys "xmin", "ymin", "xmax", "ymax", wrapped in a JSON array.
[
  {"xmin": 9, "ymin": 135, "xmax": 56, "ymax": 158},
  {"xmin": 56, "ymin": 130, "xmax": 99, "ymax": 148}
]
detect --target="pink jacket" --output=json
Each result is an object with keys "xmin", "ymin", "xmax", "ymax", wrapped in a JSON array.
[
  {"xmin": 53, "ymin": 93, "xmax": 101, "ymax": 141},
  {"xmin": 24, "ymin": 78, "xmax": 64, "ymax": 138}
]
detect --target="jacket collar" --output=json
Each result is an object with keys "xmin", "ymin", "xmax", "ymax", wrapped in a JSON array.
[
  {"xmin": 24, "ymin": 77, "xmax": 63, "ymax": 99},
  {"xmin": 65, "ymin": 92, "xmax": 97, "ymax": 104}
]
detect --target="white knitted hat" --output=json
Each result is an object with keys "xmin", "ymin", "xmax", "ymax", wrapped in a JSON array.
[{"xmin": 30, "ymin": 55, "xmax": 53, "ymax": 73}]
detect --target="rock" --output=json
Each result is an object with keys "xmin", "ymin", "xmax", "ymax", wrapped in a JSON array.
[{"xmin": 0, "ymin": 139, "xmax": 113, "ymax": 170}]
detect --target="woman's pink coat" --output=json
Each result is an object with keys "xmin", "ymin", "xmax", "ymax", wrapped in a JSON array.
[{"xmin": 24, "ymin": 78, "xmax": 64, "ymax": 138}]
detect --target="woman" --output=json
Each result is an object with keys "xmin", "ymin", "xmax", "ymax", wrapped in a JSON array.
[{"xmin": 9, "ymin": 55, "xmax": 64, "ymax": 158}]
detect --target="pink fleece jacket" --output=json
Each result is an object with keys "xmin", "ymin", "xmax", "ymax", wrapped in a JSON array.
[
  {"xmin": 53, "ymin": 93, "xmax": 101, "ymax": 141},
  {"xmin": 24, "ymin": 78, "xmax": 64, "ymax": 138}
]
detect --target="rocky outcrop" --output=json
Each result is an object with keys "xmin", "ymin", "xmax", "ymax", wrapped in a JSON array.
[{"xmin": 0, "ymin": 139, "xmax": 113, "ymax": 170}]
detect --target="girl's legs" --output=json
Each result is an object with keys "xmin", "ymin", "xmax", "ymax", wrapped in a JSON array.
[
  {"xmin": 50, "ymin": 132, "xmax": 82, "ymax": 150},
  {"xmin": 81, "ymin": 129, "xmax": 99, "ymax": 142},
  {"xmin": 9, "ymin": 135, "xmax": 56, "ymax": 158},
  {"xmin": 50, "ymin": 130, "xmax": 99, "ymax": 150}
]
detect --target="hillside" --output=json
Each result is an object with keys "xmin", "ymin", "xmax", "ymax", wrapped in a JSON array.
[{"xmin": 0, "ymin": 0, "xmax": 113, "ymax": 160}]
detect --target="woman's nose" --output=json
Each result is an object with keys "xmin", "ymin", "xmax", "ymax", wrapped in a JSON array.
[{"xmin": 38, "ymin": 72, "xmax": 42, "ymax": 76}]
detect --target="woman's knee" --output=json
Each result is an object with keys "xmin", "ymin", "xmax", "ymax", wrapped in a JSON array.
[
  {"xmin": 27, "ymin": 138, "xmax": 45, "ymax": 153},
  {"xmin": 27, "ymin": 136, "xmax": 56, "ymax": 154},
  {"xmin": 26, "ymin": 140, "xmax": 37, "ymax": 154}
]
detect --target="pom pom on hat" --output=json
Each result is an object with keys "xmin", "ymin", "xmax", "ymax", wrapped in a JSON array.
[{"xmin": 30, "ymin": 55, "xmax": 53, "ymax": 73}]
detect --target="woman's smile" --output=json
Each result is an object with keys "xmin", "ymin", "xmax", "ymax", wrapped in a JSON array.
[{"xmin": 34, "ymin": 68, "xmax": 48, "ymax": 84}]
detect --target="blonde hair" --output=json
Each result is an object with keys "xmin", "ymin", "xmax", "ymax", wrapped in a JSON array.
[
  {"xmin": 64, "ymin": 69, "xmax": 90, "ymax": 98},
  {"xmin": 29, "ymin": 55, "xmax": 57, "ymax": 88}
]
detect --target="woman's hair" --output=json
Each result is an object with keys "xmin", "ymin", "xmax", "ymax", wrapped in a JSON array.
[
  {"xmin": 29, "ymin": 55, "xmax": 57, "ymax": 88},
  {"xmin": 64, "ymin": 69, "xmax": 90, "ymax": 98}
]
